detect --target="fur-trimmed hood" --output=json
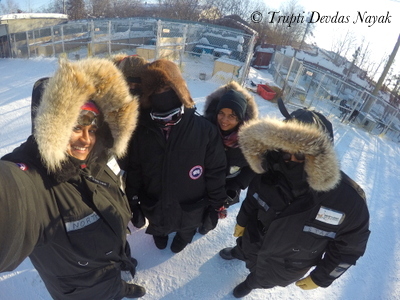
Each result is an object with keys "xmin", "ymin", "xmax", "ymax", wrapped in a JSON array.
[
  {"xmin": 33, "ymin": 57, "xmax": 138, "ymax": 173},
  {"xmin": 203, "ymin": 81, "xmax": 258, "ymax": 122},
  {"xmin": 238, "ymin": 117, "xmax": 341, "ymax": 192},
  {"xmin": 139, "ymin": 59, "xmax": 195, "ymax": 109},
  {"xmin": 110, "ymin": 53, "xmax": 148, "ymax": 80}
]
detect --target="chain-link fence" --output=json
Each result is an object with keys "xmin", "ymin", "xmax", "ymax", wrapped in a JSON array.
[
  {"xmin": 6, "ymin": 17, "xmax": 256, "ymax": 85},
  {"xmin": 271, "ymin": 52, "xmax": 400, "ymax": 143}
]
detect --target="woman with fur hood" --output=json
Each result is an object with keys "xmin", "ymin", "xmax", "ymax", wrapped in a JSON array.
[
  {"xmin": 200, "ymin": 81, "xmax": 258, "ymax": 234},
  {"xmin": 0, "ymin": 58, "xmax": 145, "ymax": 299},
  {"xmin": 219, "ymin": 101, "xmax": 370, "ymax": 298},
  {"xmin": 121, "ymin": 59, "xmax": 227, "ymax": 253}
]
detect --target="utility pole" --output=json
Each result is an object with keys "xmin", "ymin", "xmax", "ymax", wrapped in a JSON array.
[
  {"xmin": 372, "ymin": 34, "xmax": 400, "ymax": 96},
  {"xmin": 362, "ymin": 34, "xmax": 400, "ymax": 113}
]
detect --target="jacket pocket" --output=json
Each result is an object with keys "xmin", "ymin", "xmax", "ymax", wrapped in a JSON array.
[
  {"xmin": 58, "ymin": 264, "xmax": 121, "ymax": 298},
  {"xmin": 65, "ymin": 214, "xmax": 120, "ymax": 261},
  {"xmin": 295, "ymin": 222, "xmax": 337, "ymax": 256}
]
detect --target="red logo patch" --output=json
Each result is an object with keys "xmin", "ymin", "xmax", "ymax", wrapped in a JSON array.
[
  {"xmin": 16, "ymin": 163, "xmax": 28, "ymax": 171},
  {"xmin": 189, "ymin": 165, "xmax": 203, "ymax": 180}
]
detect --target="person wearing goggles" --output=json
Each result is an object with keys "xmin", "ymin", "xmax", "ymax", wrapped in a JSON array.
[
  {"xmin": 119, "ymin": 59, "xmax": 227, "ymax": 255},
  {"xmin": 150, "ymin": 104, "xmax": 184, "ymax": 127},
  {"xmin": 219, "ymin": 99, "xmax": 370, "ymax": 298}
]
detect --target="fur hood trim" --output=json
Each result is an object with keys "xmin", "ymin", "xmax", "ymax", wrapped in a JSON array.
[
  {"xmin": 238, "ymin": 117, "xmax": 341, "ymax": 192},
  {"xmin": 140, "ymin": 59, "xmax": 195, "ymax": 109},
  {"xmin": 34, "ymin": 57, "xmax": 138, "ymax": 172},
  {"xmin": 203, "ymin": 81, "xmax": 258, "ymax": 122},
  {"xmin": 110, "ymin": 53, "xmax": 148, "ymax": 79}
]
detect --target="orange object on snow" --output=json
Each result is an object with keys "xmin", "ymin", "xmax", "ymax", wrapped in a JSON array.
[{"xmin": 257, "ymin": 84, "xmax": 276, "ymax": 100}]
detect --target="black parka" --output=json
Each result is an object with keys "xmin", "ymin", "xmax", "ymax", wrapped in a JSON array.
[
  {"xmin": 237, "ymin": 171, "xmax": 370, "ymax": 288},
  {"xmin": 203, "ymin": 81, "xmax": 258, "ymax": 192},
  {"xmin": 124, "ymin": 108, "xmax": 227, "ymax": 236},
  {"xmin": 235, "ymin": 116, "xmax": 370, "ymax": 288},
  {"xmin": 0, "ymin": 58, "xmax": 139, "ymax": 300},
  {"xmin": 2, "ymin": 138, "xmax": 133, "ymax": 299}
]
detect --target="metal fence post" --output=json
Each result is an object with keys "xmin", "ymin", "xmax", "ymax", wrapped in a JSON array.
[
  {"xmin": 88, "ymin": 20, "xmax": 94, "ymax": 57},
  {"xmin": 179, "ymin": 24, "xmax": 188, "ymax": 68},
  {"xmin": 32, "ymin": 29, "xmax": 37, "ymax": 57},
  {"xmin": 108, "ymin": 20, "xmax": 112, "ymax": 56},
  {"xmin": 61, "ymin": 25, "xmax": 65, "ymax": 54},
  {"xmin": 50, "ymin": 26, "xmax": 56, "ymax": 57},
  {"xmin": 239, "ymin": 33, "xmax": 256, "ymax": 85},
  {"xmin": 25, "ymin": 31, "xmax": 30, "ymax": 58},
  {"xmin": 155, "ymin": 19, "xmax": 162, "ymax": 59}
]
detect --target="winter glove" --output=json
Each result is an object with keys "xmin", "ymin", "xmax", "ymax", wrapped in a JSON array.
[
  {"xmin": 224, "ymin": 189, "xmax": 240, "ymax": 208},
  {"xmin": 233, "ymin": 224, "xmax": 245, "ymax": 237},
  {"xmin": 200, "ymin": 206, "xmax": 219, "ymax": 234},
  {"xmin": 295, "ymin": 276, "xmax": 319, "ymax": 290},
  {"xmin": 130, "ymin": 196, "xmax": 146, "ymax": 228},
  {"xmin": 216, "ymin": 206, "xmax": 228, "ymax": 219}
]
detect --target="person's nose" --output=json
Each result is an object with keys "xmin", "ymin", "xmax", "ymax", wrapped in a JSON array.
[{"xmin": 79, "ymin": 128, "xmax": 91, "ymax": 143}]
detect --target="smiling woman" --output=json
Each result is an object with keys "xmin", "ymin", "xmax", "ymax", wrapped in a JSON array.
[
  {"xmin": 66, "ymin": 102, "xmax": 101, "ymax": 161},
  {"xmin": 0, "ymin": 57, "xmax": 145, "ymax": 300},
  {"xmin": 67, "ymin": 124, "xmax": 97, "ymax": 160}
]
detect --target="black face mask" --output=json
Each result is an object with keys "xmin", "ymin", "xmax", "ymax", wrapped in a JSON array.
[
  {"xmin": 150, "ymin": 89, "xmax": 182, "ymax": 113},
  {"xmin": 262, "ymin": 151, "xmax": 308, "ymax": 192}
]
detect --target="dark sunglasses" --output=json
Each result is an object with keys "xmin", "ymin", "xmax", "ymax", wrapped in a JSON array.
[
  {"xmin": 77, "ymin": 110, "xmax": 101, "ymax": 127},
  {"xmin": 280, "ymin": 151, "xmax": 306, "ymax": 162},
  {"xmin": 150, "ymin": 106, "xmax": 183, "ymax": 126}
]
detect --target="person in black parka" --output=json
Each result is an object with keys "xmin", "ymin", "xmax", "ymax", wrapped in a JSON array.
[
  {"xmin": 120, "ymin": 59, "xmax": 227, "ymax": 253},
  {"xmin": 0, "ymin": 58, "xmax": 145, "ymax": 300},
  {"xmin": 200, "ymin": 81, "xmax": 258, "ymax": 234},
  {"xmin": 219, "ymin": 100, "xmax": 370, "ymax": 298}
]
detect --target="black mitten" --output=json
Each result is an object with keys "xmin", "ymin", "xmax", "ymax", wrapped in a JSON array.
[{"xmin": 225, "ymin": 189, "xmax": 240, "ymax": 208}]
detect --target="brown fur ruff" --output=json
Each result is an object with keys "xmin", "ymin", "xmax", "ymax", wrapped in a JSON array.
[
  {"xmin": 111, "ymin": 53, "xmax": 148, "ymax": 79},
  {"xmin": 139, "ymin": 59, "xmax": 195, "ymax": 109},
  {"xmin": 238, "ymin": 117, "xmax": 341, "ymax": 192},
  {"xmin": 34, "ymin": 57, "xmax": 139, "ymax": 172}
]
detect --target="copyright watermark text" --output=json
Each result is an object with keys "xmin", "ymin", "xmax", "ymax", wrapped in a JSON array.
[
  {"xmin": 250, "ymin": 11, "xmax": 392, "ymax": 27},
  {"xmin": 250, "ymin": 11, "xmax": 263, "ymax": 23}
]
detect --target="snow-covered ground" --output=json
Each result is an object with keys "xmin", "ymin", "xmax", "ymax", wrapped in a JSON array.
[{"xmin": 0, "ymin": 56, "xmax": 399, "ymax": 300}]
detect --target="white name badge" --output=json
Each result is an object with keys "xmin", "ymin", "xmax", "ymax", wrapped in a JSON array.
[{"xmin": 315, "ymin": 206, "xmax": 345, "ymax": 225}]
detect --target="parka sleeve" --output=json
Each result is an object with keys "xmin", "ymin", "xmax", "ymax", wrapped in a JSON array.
[
  {"xmin": 204, "ymin": 124, "xmax": 227, "ymax": 209},
  {"xmin": 310, "ymin": 187, "xmax": 371, "ymax": 287},
  {"xmin": 236, "ymin": 181, "xmax": 260, "ymax": 227},
  {"xmin": 122, "ymin": 134, "xmax": 143, "ymax": 208},
  {"xmin": 0, "ymin": 161, "xmax": 41, "ymax": 272},
  {"xmin": 230, "ymin": 165, "xmax": 256, "ymax": 191}
]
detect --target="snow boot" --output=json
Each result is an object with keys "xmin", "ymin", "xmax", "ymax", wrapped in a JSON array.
[
  {"xmin": 233, "ymin": 281, "xmax": 252, "ymax": 298},
  {"xmin": 198, "ymin": 226, "xmax": 210, "ymax": 235},
  {"xmin": 124, "ymin": 283, "xmax": 146, "ymax": 298},
  {"xmin": 170, "ymin": 234, "xmax": 188, "ymax": 253},
  {"xmin": 153, "ymin": 235, "xmax": 168, "ymax": 249},
  {"xmin": 219, "ymin": 247, "xmax": 236, "ymax": 260}
]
